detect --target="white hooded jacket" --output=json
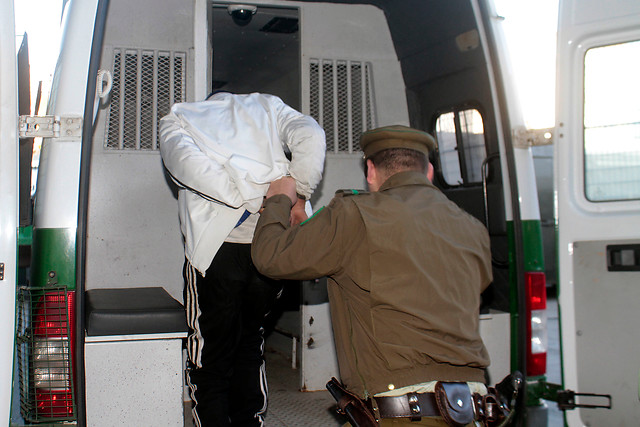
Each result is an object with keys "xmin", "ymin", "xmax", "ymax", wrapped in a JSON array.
[{"xmin": 159, "ymin": 92, "xmax": 326, "ymax": 274}]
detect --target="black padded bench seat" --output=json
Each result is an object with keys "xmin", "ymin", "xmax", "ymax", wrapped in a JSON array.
[{"xmin": 85, "ymin": 287, "xmax": 188, "ymax": 336}]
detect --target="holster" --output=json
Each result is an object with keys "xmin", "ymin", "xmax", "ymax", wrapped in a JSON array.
[
  {"xmin": 474, "ymin": 371, "xmax": 523, "ymax": 427},
  {"xmin": 326, "ymin": 377, "xmax": 378, "ymax": 427}
]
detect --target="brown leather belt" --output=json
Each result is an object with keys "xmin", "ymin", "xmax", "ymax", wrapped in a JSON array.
[{"xmin": 372, "ymin": 392, "xmax": 440, "ymax": 419}]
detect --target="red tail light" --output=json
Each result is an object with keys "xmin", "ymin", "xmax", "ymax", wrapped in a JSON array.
[
  {"xmin": 525, "ymin": 272, "xmax": 547, "ymax": 377},
  {"xmin": 32, "ymin": 290, "xmax": 76, "ymax": 419}
]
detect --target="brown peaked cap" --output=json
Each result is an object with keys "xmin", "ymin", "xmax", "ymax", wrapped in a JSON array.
[{"xmin": 360, "ymin": 125, "xmax": 436, "ymax": 158}]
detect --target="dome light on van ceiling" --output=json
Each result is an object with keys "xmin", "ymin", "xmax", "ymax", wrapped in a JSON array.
[
  {"xmin": 456, "ymin": 29, "xmax": 480, "ymax": 52},
  {"xmin": 228, "ymin": 4, "xmax": 257, "ymax": 27}
]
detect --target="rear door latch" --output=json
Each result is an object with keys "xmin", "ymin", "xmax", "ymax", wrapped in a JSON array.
[
  {"xmin": 535, "ymin": 381, "xmax": 612, "ymax": 411},
  {"xmin": 557, "ymin": 390, "xmax": 612, "ymax": 411}
]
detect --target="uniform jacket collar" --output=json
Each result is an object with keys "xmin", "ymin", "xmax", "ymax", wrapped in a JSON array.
[{"xmin": 378, "ymin": 170, "xmax": 431, "ymax": 192}]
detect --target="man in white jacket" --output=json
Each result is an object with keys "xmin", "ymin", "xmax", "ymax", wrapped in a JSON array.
[{"xmin": 159, "ymin": 91, "xmax": 326, "ymax": 426}]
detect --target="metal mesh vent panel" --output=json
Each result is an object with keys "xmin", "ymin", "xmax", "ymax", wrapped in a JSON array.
[
  {"xmin": 309, "ymin": 59, "xmax": 375, "ymax": 153},
  {"xmin": 106, "ymin": 53, "xmax": 122, "ymax": 146},
  {"xmin": 350, "ymin": 63, "xmax": 363, "ymax": 152},
  {"xmin": 140, "ymin": 52, "xmax": 155, "ymax": 150},
  {"xmin": 337, "ymin": 61, "xmax": 349, "ymax": 152},
  {"xmin": 365, "ymin": 67, "xmax": 373, "ymax": 132},
  {"xmin": 105, "ymin": 48, "xmax": 186, "ymax": 151},
  {"xmin": 157, "ymin": 54, "xmax": 172, "ymax": 143},
  {"xmin": 174, "ymin": 55, "xmax": 184, "ymax": 104},
  {"xmin": 310, "ymin": 62, "xmax": 320, "ymax": 130},
  {"xmin": 123, "ymin": 52, "xmax": 138, "ymax": 149},
  {"xmin": 322, "ymin": 61, "xmax": 335, "ymax": 151}
]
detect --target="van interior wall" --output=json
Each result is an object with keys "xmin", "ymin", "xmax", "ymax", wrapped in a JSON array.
[{"xmin": 85, "ymin": 0, "xmax": 195, "ymax": 303}]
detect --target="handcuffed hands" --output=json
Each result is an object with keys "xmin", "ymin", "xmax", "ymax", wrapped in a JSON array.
[{"xmin": 263, "ymin": 177, "xmax": 308, "ymax": 226}]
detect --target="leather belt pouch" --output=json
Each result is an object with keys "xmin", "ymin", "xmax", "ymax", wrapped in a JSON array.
[
  {"xmin": 434, "ymin": 382, "xmax": 475, "ymax": 427},
  {"xmin": 374, "ymin": 392, "xmax": 439, "ymax": 418}
]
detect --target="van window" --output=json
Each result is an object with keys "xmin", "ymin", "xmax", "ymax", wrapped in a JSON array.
[
  {"xmin": 584, "ymin": 39, "xmax": 640, "ymax": 202},
  {"xmin": 435, "ymin": 108, "xmax": 486, "ymax": 186}
]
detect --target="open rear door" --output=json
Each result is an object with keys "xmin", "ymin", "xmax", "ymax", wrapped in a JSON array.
[
  {"xmin": 0, "ymin": 0, "xmax": 19, "ymax": 422},
  {"xmin": 556, "ymin": 1, "xmax": 640, "ymax": 425}
]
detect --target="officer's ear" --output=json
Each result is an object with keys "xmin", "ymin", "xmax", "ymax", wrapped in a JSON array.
[
  {"xmin": 427, "ymin": 162, "xmax": 434, "ymax": 183},
  {"xmin": 366, "ymin": 159, "xmax": 383, "ymax": 192},
  {"xmin": 366, "ymin": 159, "xmax": 376, "ymax": 184}
]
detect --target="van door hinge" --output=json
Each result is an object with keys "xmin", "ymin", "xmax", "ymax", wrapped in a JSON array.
[
  {"xmin": 0, "ymin": 263, "xmax": 4, "ymax": 280},
  {"xmin": 512, "ymin": 126, "xmax": 554, "ymax": 148},
  {"xmin": 534, "ymin": 380, "xmax": 612, "ymax": 411},
  {"xmin": 19, "ymin": 115, "xmax": 83, "ymax": 139}
]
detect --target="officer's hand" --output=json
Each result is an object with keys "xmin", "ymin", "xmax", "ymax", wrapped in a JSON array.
[
  {"xmin": 290, "ymin": 198, "xmax": 308, "ymax": 226},
  {"xmin": 266, "ymin": 176, "xmax": 297, "ymax": 206}
]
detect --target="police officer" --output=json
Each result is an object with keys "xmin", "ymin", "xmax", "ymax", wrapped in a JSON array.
[{"xmin": 251, "ymin": 125, "xmax": 492, "ymax": 426}]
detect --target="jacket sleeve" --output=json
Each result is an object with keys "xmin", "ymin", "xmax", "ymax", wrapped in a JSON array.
[
  {"xmin": 251, "ymin": 195, "xmax": 350, "ymax": 280},
  {"xmin": 273, "ymin": 98, "xmax": 326, "ymax": 199},
  {"xmin": 159, "ymin": 107, "xmax": 244, "ymax": 208}
]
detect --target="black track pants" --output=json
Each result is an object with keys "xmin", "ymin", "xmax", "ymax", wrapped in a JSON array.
[{"xmin": 183, "ymin": 243, "xmax": 282, "ymax": 427}]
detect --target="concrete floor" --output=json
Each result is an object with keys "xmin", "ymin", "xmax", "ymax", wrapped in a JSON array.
[{"xmin": 264, "ymin": 349, "xmax": 343, "ymax": 426}]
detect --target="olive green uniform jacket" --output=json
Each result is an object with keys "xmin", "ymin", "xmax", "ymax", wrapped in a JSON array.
[{"xmin": 252, "ymin": 171, "xmax": 492, "ymax": 398}]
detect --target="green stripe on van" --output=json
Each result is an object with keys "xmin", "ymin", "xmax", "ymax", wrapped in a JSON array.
[
  {"xmin": 18, "ymin": 225, "xmax": 32, "ymax": 246},
  {"xmin": 521, "ymin": 220, "xmax": 545, "ymax": 272},
  {"xmin": 31, "ymin": 228, "xmax": 76, "ymax": 290},
  {"xmin": 506, "ymin": 219, "xmax": 545, "ymax": 275}
]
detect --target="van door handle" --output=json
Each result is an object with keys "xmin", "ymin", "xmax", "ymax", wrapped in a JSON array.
[{"xmin": 607, "ymin": 244, "xmax": 640, "ymax": 271}]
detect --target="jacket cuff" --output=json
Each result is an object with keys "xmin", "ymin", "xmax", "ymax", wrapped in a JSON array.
[
  {"xmin": 262, "ymin": 194, "xmax": 293, "ymax": 221},
  {"xmin": 293, "ymin": 180, "xmax": 312, "ymax": 201}
]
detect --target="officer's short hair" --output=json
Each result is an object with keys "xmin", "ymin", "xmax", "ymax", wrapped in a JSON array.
[{"xmin": 369, "ymin": 148, "xmax": 428, "ymax": 174}]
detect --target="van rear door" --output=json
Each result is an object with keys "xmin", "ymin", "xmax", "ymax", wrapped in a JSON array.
[
  {"xmin": 556, "ymin": 0, "xmax": 640, "ymax": 425},
  {"xmin": 0, "ymin": 0, "xmax": 19, "ymax": 422}
]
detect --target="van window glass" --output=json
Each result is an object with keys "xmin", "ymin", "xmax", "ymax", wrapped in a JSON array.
[
  {"xmin": 435, "ymin": 108, "xmax": 486, "ymax": 185},
  {"xmin": 436, "ymin": 112, "xmax": 462, "ymax": 184},
  {"xmin": 584, "ymin": 39, "xmax": 640, "ymax": 201}
]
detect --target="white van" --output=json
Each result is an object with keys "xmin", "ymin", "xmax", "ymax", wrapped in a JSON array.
[{"xmin": 3, "ymin": 0, "xmax": 636, "ymax": 425}]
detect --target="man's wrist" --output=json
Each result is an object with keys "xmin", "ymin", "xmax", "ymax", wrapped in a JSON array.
[{"xmin": 296, "ymin": 193, "xmax": 306, "ymax": 200}]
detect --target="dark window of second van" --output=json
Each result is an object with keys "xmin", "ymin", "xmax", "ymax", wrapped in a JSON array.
[{"xmin": 435, "ymin": 108, "xmax": 487, "ymax": 186}]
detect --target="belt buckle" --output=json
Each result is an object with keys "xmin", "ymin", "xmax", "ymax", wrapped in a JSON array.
[{"xmin": 407, "ymin": 392, "xmax": 422, "ymax": 421}]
